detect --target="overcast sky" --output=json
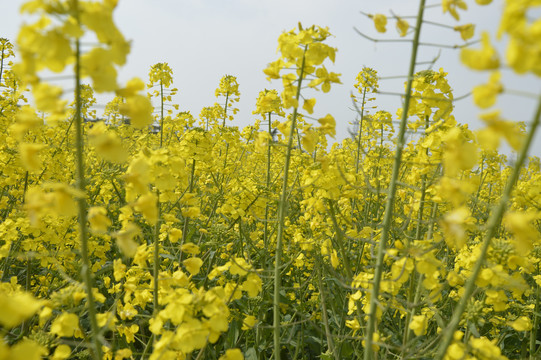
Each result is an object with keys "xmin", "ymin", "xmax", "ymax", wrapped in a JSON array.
[{"xmin": 2, "ymin": 0, "xmax": 540, "ymax": 157}]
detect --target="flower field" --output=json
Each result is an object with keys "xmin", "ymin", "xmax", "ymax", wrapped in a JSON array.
[{"xmin": 1, "ymin": 0, "xmax": 541, "ymax": 359}]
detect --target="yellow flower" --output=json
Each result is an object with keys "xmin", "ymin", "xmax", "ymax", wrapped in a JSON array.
[
  {"xmin": 309, "ymin": 66, "xmax": 341, "ymax": 93},
  {"xmin": 263, "ymin": 59, "xmax": 284, "ymax": 80},
  {"xmin": 50, "ymin": 313, "xmax": 80, "ymax": 337},
  {"xmin": 277, "ymin": 120, "xmax": 292, "ymax": 137},
  {"xmin": 32, "ymin": 83, "xmax": 66, "ymax": 114},
  {"xmin": 476, "ymin": 110, "xmax": 524, "ymax": 151},
  {"xmin": 460, "ymin": 32, "xmax": 500, "ymax": 70},
  {"xmin": 19, "ymin": 142, "xmax": 45, "ymax": 173},
  {"xmin": 372, "ymin": 14, "xmax": 387, "ymax": 33},
  {"xmin": 175, "ymin": 318, "xmax": 209, "ymax": 353},
  {"xmin": 181, "ymin": 242, "xmax": 200, "ymax": 255},
  {"xmin": 9, "ymin": 339, "xmax": 47, "ymax": 360},
  {"xmin": 148, "ymin": 62, "xmax": 173, "ymax": 88},
  {"xmin": 219, "ymin": 349, "xmax": 244, "ymax": 360},
  {"xmin": 116, "ymin": 77, "xmax": 145, "ymax": 97},
  {"xmin": 442, "ymin": 127, "xmax": 478, "ymax": 177},
  {"xmin": 396, "ymin": 17, "xmax": 409, "ymax": 37},
  {"xmin": 318, "ymin": 114, "xmax": 336, "ymax": 138},
  {"xmin": 169, "ymin": 228, "xmax": 183, "ymax": 243},
  {"xmin": 0, "ymin": 289, "xmax": 43, "ymax": 328},
  {"xmin": 331, "ymin": 250, "xmax": 339, "ymax": 269},
  {"xmin": 442, "ymin": 0, "xmax": 467, "ymax": 21},
  {"xmin": 112, "ymin": 348, "xmax": 132, "ymax": 360},
  {"xmin": 81, "ymin": 47, "xmax": 118, "ymax": 92},
  {"xmin": 504, "ymin": 212, "xmax": 539, "ymax": 256},
  {"xmin": 183, "ymin": 257, "xmax": 203, "ymax": 275},
  {"xmin": 88, "ymin": 206, "xmax": 111, "ymax": 234},
  {"xmin": 119, "ymin": 93, "xmax": 153, "ymax": 128},
  {"xmin": 509, "ymin": 316, "xmax": 532, "ymax": 331},
  {"xmin": 242, "ymin": 315, "xmax": 257, "ymax": 330},
  {"xmin": 87, "ymin": 122, "xmax": 128, "ymax": 163},
  {"xmin": 409, "ymin": 315, "xmax": 428, "ymax": 336},
  {"xmin": 124, "ymin": 154, "xmax": 151, "ymax": 196},
  {"xmin": 254, "ymin": 132, "xmax": 272, "ymax": 152},
  {"xmin": 12, "ymin": 106, "xmax": 42, "ymax": 140},
  {"xmin": 133, "ymin": 192, "xmax": 158, "ymax": 225},
  {"xmin": 453, "ymin": 23, "xmax": 475, "ymax": 41},
  {"xmin": 254, "ymin": 89, "xmax": 283, "ymax": 115},
  {"xmin": 118, "ymin": 324, "xmax": 139, "ymax": 343},
  {"xmin": 181, "ymin": 206, "xmax": 201, "ymax": 219},
  {"xmin": 301, "ymin": 127, "xmax": 318, "ymax": 153},
  {"xmin": 446, "ymin": 343, "xmax": 465, "ymax": 360},
  {"xmin": 472, "ymin": 71, "xmax": 502, "ymax": 108},
  {"xmin": 441, "ymin": 206, "xmax": 471, "ymax": 250},
  {"xmin": 345, "ymin": 318, "xmax": 360, "ymax": 333},
  {"xmin": 230, "ymin": 257, "xmax": 251, "ymax": 276},
  {"xmin": 302, "ymin": 98, "xmax": 316, "ymax": 114},
  {"xmin": 362, "ymin": 332, "xmax": 380, "ymax": 352},
  {"xmin": 242, "ymin": 273, "xmax": 262, "ymax": 298},
  {"xmin": 52, "ymin": 345, "xmax": 71, "ymax": 360},
  {"xmin": 46, "ymin": 183, "xmax": 82, "ymax": 218},
  {"xmin": 114, "ymin": 222, "xmax": 141, "ymax": 257}
]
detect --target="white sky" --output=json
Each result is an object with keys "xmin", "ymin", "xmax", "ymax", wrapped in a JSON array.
[{"xmin": 2, "ymin": 0, "xmax": 540, "ymax": 157}]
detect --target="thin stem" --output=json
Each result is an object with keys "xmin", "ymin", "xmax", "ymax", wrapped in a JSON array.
[
  {"xmin": 222, "ymin": 92, "xmax": 229, "ymax": 127},
  {"xmin": 73, "ymin": 29, "xmax": 103, "ymax": 360},
  {"xmin": 180, "ymin": 159, "xmax": 196, "ymax": 252},
  {"xmin": 435, "ymin": 94, "xmax": 541, "ymax": 360},
  {"xmin": 0, "ymin": 46, "xmax": 4, "ymax": 86},
  {"xmin": 160, "ymin": 80, "xmax": 164, "ymax": 147},
  {"xmin": 264, "ymin": 112, "xmax": 272, "ymax": 251},
  {"xmin": 274, "ymin": 46, "xmax": 306, "ymax": 360},
  {"xmin": 153, "ymin": 194, "xmax": 161, "ymax": 317},
  {"xmin": 355, "ymin": 88, "xmax": 367, "ymax": 173},
  {"xmin": 531, "ymin": 273, "xmax": 540, "ymax": 359},
  {"xmin": 363, "ymin": 1, "xmax": 426, "ymax": 359},
  {"xmin": 317, "ymin": 263, "xmax": 339, "ymax": 360}
]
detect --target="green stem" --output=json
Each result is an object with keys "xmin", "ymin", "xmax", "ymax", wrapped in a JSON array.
[
  {"xmin": 402, "ymin": 116, "xmax": 430, "ymax": 351},
  {"xmin": 355, "ymin": 88, "xmax": 367, "ymax": 173},
  {"xmin": 435, "ymin": 94, "xmax": 541, "ymax": 360},
  {"xmin": 154, "ymin": 79, "xmax": 165, "ymax": 317},
  {"xmin": 0, "ymin": 46, "xmax": 4, "ymax": 87},
  {"xmin": 274, "ymin": 47, "xmax": 306, "ymax": 360},
  {"xmin": 73, "ymin": 32, "xmax": 103, "ymax": 360},
  {"xmin": 363, "ymin": 1, "xmax": 426, "ymax": 358},
  {"xmin": 264, "ymin": 112, "xmax": 272, "ymax": 252},
  {"xmin": 317, "ymin": 263, "xmax": 339, "ymax": 360},
  {"xmin": 153, "ymin": 191, "xmax": 161, "ymax": 316},
  {"xmin": 327, "ymin": 201, "xmax": 365, "ymax": 336},
  {"xmin": 160, "ymin": 80, "xmax": 164, "ymax": 147},
  {"xmin": 531, "ymin": 270, "xmax": 540, "ymax": 359},
  {"xmin": 222, "ymin": 92, "xmax": 229, "ymax": 127},
  {"xmin": 180, "ymin": 158, "xmax": 196, "ymax": 253}
]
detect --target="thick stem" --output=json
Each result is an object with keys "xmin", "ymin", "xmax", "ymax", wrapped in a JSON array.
[
  {"xmin": 435, "ymin": 95, "xmax": 541, "ymax": 360},
  {"xmin": 363, "ymin": 1, "xmax": 426, "ymax": 358},
  {"xmin": 274, "ymin": 47, "xmax": 306, "ymax": 360},
  {"xmin": 74, "ymin": 34, "xmax": 103, "ymax": 360},
  {"xmin": 264, "ymin": 112, "xmax": 272, "ymax": 251}
]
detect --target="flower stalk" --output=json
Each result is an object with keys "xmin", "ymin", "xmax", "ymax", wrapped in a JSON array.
[{"xmin": 363, "ymin": 0, "xmax": 426, "ymax": 358}]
